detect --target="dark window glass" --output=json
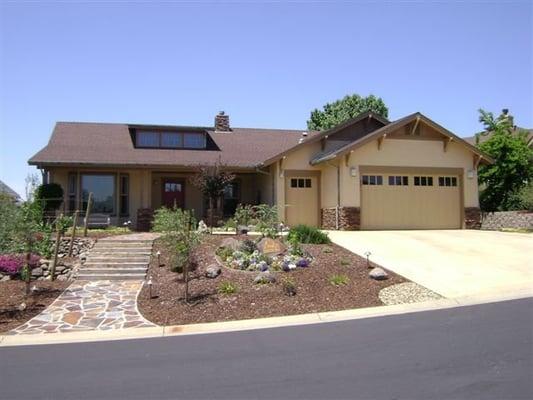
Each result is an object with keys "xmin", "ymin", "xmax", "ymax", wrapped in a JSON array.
[
  {"xmin": 291, "ymin": 179, "xmax": 297, "ymax": 188},
  {"xmin": 184, "ymin": 133, "xmax": 206, "ymax": 148},
  {"xmin": 136, "ymin": 131, "xmax": 159, "ymax": 147},
  {"xmin": 445, "ymin": 177, "xmax": 451, "ymax": 186},
  {"xmin": 120, "ymin": 175, "xmax": 129, "ymax": 216},
  {"xmin": 68, "ymin": 173, "xmax": 77, "ymax": 212},
  {"xmin": 369, "ymin": 176, "xmax": 376, "ymax": 185},
  {"xmin": 223, "ymin": 181, "xmax": 240, "ymax": 217},
  {"xmin": 388, "ymin": 176, "xmax": 395, "ymax": 185},
  {"xmin": 439, "ymin": 177, "xmax": 445, "ymax": 186},
  {"xmin": 362, "ymin": 176, "xmax": 369, "ymax": 185},
  {"xmin": 377, "ymin": 176, "xmax": 383, "ymax": 185},
  {"xmin": 298, "ymin": 178, "xmax": 305, "ymax": 188},
  {"xmin": 81, "ymin": 174, "xmax": 115, "ymax": 214},
  {"xmin": 161, "ymin": 132, "xmax": 182, "ymax": 148},
  {"xmin": 402, "ymin": 176, "xmax": 408, "ymax": 185},
  {"xmin": 421, "ymin": 177, "xmax": 427, "ymax": 186},
  {"xmin": 428, "ymin": 177, "xmax": 433, "ymax": 186},
  {"xmin": 451, "ymin": 177, "xmax": 457, "ymax": 186},
  {"xmin": 414, "ymin": 176, "xmax": 420, "ymax": 186},
  {"xmin": 305, "ymin": 179, "xmax": 312, "ymax": 188}
]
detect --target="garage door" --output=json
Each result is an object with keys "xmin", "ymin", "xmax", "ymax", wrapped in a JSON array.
[
  {"xmin": 361, "ymin": 172, "xmax": 461, "ymax": 230},
  {"xmin": 285, "ymin": 176, "xmax": 319, "ymax": 227}
]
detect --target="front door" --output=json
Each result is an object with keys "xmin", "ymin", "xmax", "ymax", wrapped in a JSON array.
[{"xmin": 162, "ymin": 178, "xmax": 185, "ymax": 209}]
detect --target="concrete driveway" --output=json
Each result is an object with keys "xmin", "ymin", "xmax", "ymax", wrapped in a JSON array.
[{"xmin": 327, "ymin": 230, "xmax": 533, "ymax": 298}]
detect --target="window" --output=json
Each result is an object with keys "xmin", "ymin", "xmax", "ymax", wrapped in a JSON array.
[
  {"xmin": 414, "ymin": 176, "xmax": 433, "ymax": 186},
  {"xmin": 184, "ymin": 133, "xmax": 206, "ymax": 149},
  {"xmin": 439, "ymin": 176, "xmax": 458, "ymax": 187},
  {"xmin": 81, "ymin": 174, "xmax": 115, "ymax": 214},
  {"xmin": 362, "ymin": 175, "xmax": 383, "ymax": 185},
  {"xmin": 161, "ymin": 132, "xmax": 182, "ymax": 148},
  {"xmin": 119, "ymin": 175, "xmax": 129, "ymax": 216},
  {"xmin": 135, "ymin": 130, "xmax": 207, "ymax": 149},
  {"xmin": 388, "ymin": 176, "xmax": 409, "ymax": 186},
  {"xmin": 136, "ymin": 131, "xmax": 159, "ymax": 147},
  {"xmin": 290, "ymin": 178, "xmax": 312, "ymax": 188},
  {"xmin": 68, "ymin": 173, "xmax": 77, "ymax": 211}
]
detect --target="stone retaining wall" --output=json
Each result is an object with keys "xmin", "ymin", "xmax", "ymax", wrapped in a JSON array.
[
  {"xmin": 321, "ymin": 207, "xmax": 360, "ymax": 230},
  {"xmin": 481, "ymin": 211, "xmax": 533, "ymax": 230}
]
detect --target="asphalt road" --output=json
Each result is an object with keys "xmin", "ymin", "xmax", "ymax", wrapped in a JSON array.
[{"xmin": 1, "ymin": 298, "xmax": 532, "ymax": 400}]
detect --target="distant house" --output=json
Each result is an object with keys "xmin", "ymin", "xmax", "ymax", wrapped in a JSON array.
[
  {"xmin": 464, "ymin": 127, "xmax": 533, "ymax": 148},
  {"xmin": 29, "ymin": 111, "xmax": 492, "ymax": 231},
  {"xmin": 0, "ymin": 179, "xmax": 21, "ymax": 202}
]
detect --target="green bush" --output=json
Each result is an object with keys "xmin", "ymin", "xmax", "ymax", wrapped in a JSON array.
[
  {"xmin": 329, "ymin": 274, "xmax": 349, "ymax": 286},
  {"xmin": 288, "ymin": 225, "xmax": 331, "ymax": 244},
  {"xmin": 239, "ymin": 239, "xmax": 257, "ymax": 254},
  {"xmin": 253, "ymin": 204, "xmax": 280, "ymax": 238},
  {"xmin": 218, "ymin": 281, "xmax": 238, "ymax": 295},
  {"xmin": 35, "ymin": 183, "xmax": 64, "ymax": 211}
]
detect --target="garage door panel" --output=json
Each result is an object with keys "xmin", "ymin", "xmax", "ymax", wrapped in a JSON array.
[
  {"xmin": 286, "ymin": 176, "xmax": 319, "ymax": 227},
  {"xmin": 361, "ymin": 172, "xmax": 461, "ymax": 230}
]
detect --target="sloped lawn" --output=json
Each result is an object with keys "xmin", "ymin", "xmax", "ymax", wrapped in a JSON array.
[{"xmin": 138, "ymin": 235, "xmax": 406, "ymax": 326}]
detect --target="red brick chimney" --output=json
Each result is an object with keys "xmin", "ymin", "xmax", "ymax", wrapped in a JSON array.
[{"xmin": 214, "ymin": 111, "xmax": 230, "ymax": 132}]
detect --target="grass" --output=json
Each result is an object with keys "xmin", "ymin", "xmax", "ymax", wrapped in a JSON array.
[
  {"xmin": 500, "ymin": 228, "xmax": 533, "ymax": 234},
  {"xmin": 66, "ymin": 226, "xmax": 131, "ymax": 237},
  {"xmin": 218, "ymin": 281, "xmax": 238, "ymax": 295},
  {"xmin": 322, "ymin": 247, "xmax": 333, "ymax": 254},
  {"xmin": 287, "ymin": 224, "xmax": 331, "ymax": 244},
  {"xmin": 340, "ymin": 259, "xmax": 351, "ymax": 266},
  {"xmin": 329, "ymin": 274, "xmax": 349, "ymax": 286}
]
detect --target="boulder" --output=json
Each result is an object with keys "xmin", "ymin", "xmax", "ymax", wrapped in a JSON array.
[
  {"xmin": 257, "ymin": 238, "xmax": 286, "ymax": 256},
  {"xmin": 369, "ymin": 267, "xmax": 388, "ymax": 280},
  {"xmin": 254, "ymin": 271, "xmax": 276, "ymax": 284},
  {"xmin": 31, "ymin": 267, "xmax": 43, "ymax": 277},
  {"xmin": 205, "ymin": 265, "xmax": 221, "ymax": 279},
  {"xmin": 1, "ymin": 275, "xmax": 11, "ymax": 282},
  {"xmin": 221, "ymin": 238, "xmax": 242, "ymax": 251}
]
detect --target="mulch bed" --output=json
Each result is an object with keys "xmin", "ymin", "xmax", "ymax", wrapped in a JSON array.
[
  {"xmin": 0, "ymin": 280, "xmax": 69, "ymax": 333},
  {"xmin": 138, "ymin": 235, "xmax": 406, "ymax": 326}
]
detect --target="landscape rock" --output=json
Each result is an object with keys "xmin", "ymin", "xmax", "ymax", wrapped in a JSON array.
[
  {"xmin": 254, "ymin": 271, "xmax": 276, "ymax": 284},
  {"xmin": 257, "ymin": 238, "xmax": 286, "ymax": 256},
  {"xmin": 205, "ymin": 265, "xmax": 221, "ymax": 278},
  {"xmin": 369, "ymin": 267, "xmax": 388, "ymax": 280},
  {"xmin": 1, "ymin": 275, "xmax": 11, "ymax": 281},
  {"xmin": 17, "ymin": 302, "xmax": 27, "ymax": 311},
  {"xmin": 221, "ymin": 238, "xmax": 241, "ymax": 251},
  {"xmin": 31, "ymin": 267, "xmax": 43, "ymax": 277},
  {"xmin": 197, "ymin": 220, "xmax": 209, "ymax": 234}
]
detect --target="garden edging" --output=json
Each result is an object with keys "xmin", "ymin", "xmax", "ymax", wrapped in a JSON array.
[{"xmin": 2, "ymin": 286, "xmax": 531, "ymax": 347}]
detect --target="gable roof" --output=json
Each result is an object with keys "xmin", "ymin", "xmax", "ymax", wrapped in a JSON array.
[
  {"xmin": 463, "ymin": 127, "xmax": 533, "ymax": 147},
  {"xmin": 310, "ymin": 112, "xmax": 494, "ymax": 165},
  {"xmin": 0, "ymin": 179, "xmax": 20, "ymax": 200},
  {"xmin": 28, "ymin": 122, "xmax": 320, "ymax": 169},
  {"xmin": 260, "ymin": 111, "xmax": 389, "ymax": 166}
]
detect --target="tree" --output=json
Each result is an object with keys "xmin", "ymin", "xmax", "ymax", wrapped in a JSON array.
[
  {"xmin": 152, "ymin": 207, "xmax": 202, "ymax": 302},
  {"xmin": 35, "ymin": 183, "xmax": 64, "ymax": 212},
  {"xmin": 476, "ymin": 109, "xmax": 533, "ymax": 212},
  {"xmin": 189, "ymin": 160, "xmax": 235, "ymax": 228},
  {"xmin": 307, "ymin": 94, "xmax": 388, "ymax": 131}
]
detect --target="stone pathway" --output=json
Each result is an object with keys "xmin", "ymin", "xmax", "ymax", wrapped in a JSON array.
[
  {"xmin": 8, "ymin": 233, "xmax": 160, "ymax": 335},
  {"xmin": 8, "ymin": 280, "xmax": 155, "ymax": 335}
]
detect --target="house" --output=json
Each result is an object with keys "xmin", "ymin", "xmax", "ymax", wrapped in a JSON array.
[
  {"xmin": 0, "ymin": 179, "xmax": 21, "ymax": 202},
  {"xmin": 464, "ymin": 127, "xmax": 533, "ymax": 148},
  {"xmin": 28, "ymin": 111, "xmax": 492, "ymax": 231}
]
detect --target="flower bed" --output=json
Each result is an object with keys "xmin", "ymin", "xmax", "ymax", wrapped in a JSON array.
[{"xmin": 215, "ymin": 238, "xmax": 312, "ymax": 273}]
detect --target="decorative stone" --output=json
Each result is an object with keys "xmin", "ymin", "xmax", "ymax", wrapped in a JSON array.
[
  {"xmin": 1, "ymin": 275, "xmax": 11, "ymax": 281},
  {"xmin": 31, "ymin": 267, "xmax": 43, "ymax": 277},
  {"xmin": 197, "ymin": 220, "xmax": 209, "ymax": 233},
  {"xmin": 221, "ymin": 238, "xmax": 241, "ymax": 251},
  {"xmin": 55, "ymin": 266, "xmax": 66, "ymax": 273},
  {"xmin": 17, "ymin": 302, "xmax": 27, "ymax": 311},
  {"xmin": 369, "ymin": 267, "xmax": 388, "ymax": 280},
  {"xmin": 205, "ymin": 265, "xmax": 221, "ymax": 279},
  {"xmin": 254, "ymin": 271, "xmax": 276, "ymax": 284},
  {"xmin": 257, "ymin": 238, "xmax": 286, "ymax": 255},
  {"xmin": 237, "ymin": 225, "xmax": 249, "ymax": 235}
]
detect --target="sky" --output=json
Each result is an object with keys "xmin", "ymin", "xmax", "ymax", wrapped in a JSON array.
[{"xmin": 0, "ymin": 0, "xmax": 532, "ymax": 198}]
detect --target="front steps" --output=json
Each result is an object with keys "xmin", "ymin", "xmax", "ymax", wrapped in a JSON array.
[{"xmin": 76, "ymin": 238, "xmax": 153, "ymax": 281}]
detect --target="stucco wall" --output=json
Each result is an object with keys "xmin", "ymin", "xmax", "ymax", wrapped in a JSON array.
[{"xmin": 343, "ymin": 138, "xmax": 480, "ymax": 208}]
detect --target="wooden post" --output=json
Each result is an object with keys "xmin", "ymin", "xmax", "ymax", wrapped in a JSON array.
[
  {"xmin": 50, "ymin": 213, "xmax": 63, "ymax": 281},
  {"xmin": 184, "ymin": 213, "xmax": 190, "ymax": 303},
  {"xmin": 68, "ymin": 210, "xmax": 79, "ymax": 257},
  {"xmin": 24, "ymin": 250, "xmax": 31, "ymax": 295},
  {"xmin": 83, "ymin": 192, "xmax": 93, "ymax": 237}
]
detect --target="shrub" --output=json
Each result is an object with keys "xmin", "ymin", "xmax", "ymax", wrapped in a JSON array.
[
  {"xmin": 340, "ymin": 259, "xmax": 350, "ymax": 266},
  {"xmin": 282, "ymin": 277, "xmax": 296, "ymax": 296},
  {"xmin": 254, "ymin": 204, "xmax": 279, "ymax": 238},
  {"xmin": 218, "ymin": 281, "xmax": 238, "ymax": 295},
  {"xmin": 239, "ymin": 239, "xmax": 257, "ymax": 254},
  {"xmin": 216, "ymin": 246, "xmax": 234, "ymax": 261},
  {"xmin": 35, "ymin": 183, "xmax": 64, "ymax": 211},
  {"xmin": 0, "ymin": 254, "xmax": 40, "ymax": 275},
  {"xmin": 234, "ymin": 204, "xmax": 255, "ymax": 227},
  {"xmin": 329, "ymin": 274, "xmax": 349, "ymax": 286},
  {"xmin": 288, "ymin": 225, "xmax": 331, "ymax": 244}
]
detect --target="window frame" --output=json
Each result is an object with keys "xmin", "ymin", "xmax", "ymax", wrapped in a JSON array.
[
  {"xmin": 388, "ymin": 175, "xmax": 409, "ymax": 186},
  {"xmin": 362, "ymin": 175, "xmax": 383, "ymax": 186},
  {"xmin": 119, "ymin": 174, "xmax": 129, "ymax": 217},
  {"xmin": 135, "ymin": 130, "xmax": 207, "ymax": 150},
  {"xmin": 80, "ymin": 173, "xmax": 117, "ymax": 216},
  {"xmin": 414, "ymin": 176, "xmax": 434, "ymax": 187},
  {"xmin": 438, "ymin": 176, "xmax": 458, "ymax": 187}
]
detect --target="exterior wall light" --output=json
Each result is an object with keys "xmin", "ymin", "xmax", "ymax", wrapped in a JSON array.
[
  {"xmin": 467, "ymin": 170, "xmax": 475, "ymax": 179},
  {"xmin": 350, "ymin": 166, "xmax": 358, "ymax": 177}
]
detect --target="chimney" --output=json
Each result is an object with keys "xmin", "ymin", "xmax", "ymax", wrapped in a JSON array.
[
  {"xmin": 214, "ymin": 111, "xmax": 230, "ymax": 132},
  {"xmin": 501, "ymin": 108, "xmax": 514, "ymax": 127}
]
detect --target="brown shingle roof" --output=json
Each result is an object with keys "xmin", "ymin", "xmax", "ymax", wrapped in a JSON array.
[
  {"xmin": 28, "ymin": 122, "xmax": 319, "ymax": 169},
  {"xmin": 463, "ymin": 127, "xmax": 533, "ymax": 147}
]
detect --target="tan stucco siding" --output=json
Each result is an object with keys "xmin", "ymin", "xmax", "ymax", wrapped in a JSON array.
[{"xmin": 344, "ymin": 138, "xmax": 480, "ymax": 207}]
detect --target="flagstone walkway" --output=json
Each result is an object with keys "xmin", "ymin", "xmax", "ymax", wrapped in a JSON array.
[{"xmin": 8, "ymin": 280, "xmax": 156, "ymax": 335}]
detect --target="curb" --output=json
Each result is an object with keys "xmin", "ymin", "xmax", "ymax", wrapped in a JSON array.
[{"xmin": 1, "ymin": 287, "xmax": 531, "ymax": 347}]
